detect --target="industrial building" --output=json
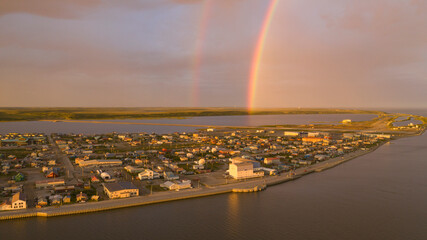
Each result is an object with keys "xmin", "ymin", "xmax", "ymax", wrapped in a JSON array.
[
  {"xmin": 228, "ymin": 157, "xmax": 264, "ymax": 179},
  {"xmin": 103, "ymin": 182, "xmax": 139, "ymax": 199}
]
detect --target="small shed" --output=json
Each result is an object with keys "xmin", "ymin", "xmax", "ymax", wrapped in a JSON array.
[{"xmin": 76, "ymin": 192, "xmax": 88, "ymax": 202}]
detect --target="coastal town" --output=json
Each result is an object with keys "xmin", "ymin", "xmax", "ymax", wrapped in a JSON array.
[{"xmin": 0, "ymin": 124, "xmax": 396, "ymax": 214}]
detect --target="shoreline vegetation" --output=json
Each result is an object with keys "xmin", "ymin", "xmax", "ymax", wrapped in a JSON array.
[{"xmin": 0, "ymin": 107, "xmax": 384, "ymax": 122}]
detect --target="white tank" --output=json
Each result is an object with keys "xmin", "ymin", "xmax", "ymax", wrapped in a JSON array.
[{"xmin": 100, "ymin": 172, "xmax": 111, "ymax": 180}]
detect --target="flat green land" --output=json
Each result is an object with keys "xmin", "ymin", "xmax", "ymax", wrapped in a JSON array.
[{"xmin": 0, "ymin": 107, "xmax": 383, "ymax": 122}]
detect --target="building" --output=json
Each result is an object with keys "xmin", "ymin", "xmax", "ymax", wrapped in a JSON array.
[
  {"xmin": 307, "ymin": 132, "xmax": 321, "ymax": 138},
  {"xmin": 63, "ymin": 195, "xmax": 71, "ymax": 203},
  {"xmin": 163, "ymin": 171, "xmax": 179, "ymax": 180},
  {"xmin": 77, "ymin": 159, "xmax": 122, "ymax": 168},
  {"xmin": 76, "ymin": 192, "xmax": 88, "ymax": 202},
  {"xmin": 228, "ymin": 157, "xmax": 264, "ymax": 179},
  {"xmin": 264, "ymin": 157, "xmax": 280, "ymax": 165},
  {"xmin": 138, "ymin": 169, "xmax": 160, "ymax": 180},
  {"xmin": 103, "ymin": 182, "xmax": 139, "ymax": 199},
  {"xmin": 342, "ymin": 119, "xmax": 352, "ymax": 124},
  {"xmin": 13, "ymin": 172, "xmax": 25, "ymax": 182},
  {"xmin": 302, "ymin": 137, "xmax": 324, "ymax": 143},
  {"xmin": 256, "ymin": 167, "xmax": 278, "ymax": 176},
  {"xmin": 37, "ymin": 197, "xmax": 48, "ymax": 207},
  {"xmin": 49, "ymin": 195, "xmax": 62, "ymax": 205},
  {"xmin": 124, "ymin": 165, "xmax": 145, "ymax": 174},
  {"xmin": 0, "ymin": 192, "xmax": 26, "ymax": 211},
  {"xmin": 45, "ymin": 169, "xmax": 59, "ymax": 178},
  {"xmin": 284, "ymin": 131, "xmax": 300, "ymax": 137},
  {"xmin": 100, "ymin": 172, "xmax": 112, "ymax": 180},
  {"xmin": 160, "ymin": 180, "xmax": 192, "ymax": 191},
  {"xmin": 35, "ymin": 179, "xmax": 65, "ymax": 188}
]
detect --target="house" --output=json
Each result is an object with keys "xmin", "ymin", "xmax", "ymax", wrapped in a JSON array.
[
  {"xmin": 124, "ymin": 165, "xmax": 145, "ymax": 174},
  {"xmin": 193, "ymin": 164, "xmax": 204, "ymax": 170},
  {"xmin": 49, "ymin": 195, "xmax": 62, "ymax": 205},
  {"xmin": 163, "ymin": 171, "xmax": 179, "ymax": 180},
  {"xmin": 314, "ymin": 155, "xmax": 327, "ymax": 161},
  {"xmin": 256, "ymin": 167, "xmax": 278, "ymax": 176},
  {"xmin": 63, "ymin": 195, "xmax": 71, "ymax": 203},
  {"xmin": 84, "ymin": 182, "xmax": 91, "ymax": 189},
  {"xmin": 76, "ymin": 192, "xmax": 88, "ymax": 202},
  {"xmin": 134, "ymin": 159, "xmax": 144, "ymax": 165},
  {"xmin": 1, "ymin": 192, "xmax": 27, "ymax": 211},
  {"xmin": 45, "ymin": 169, "xmax": 59, "ymax": 178},
  {"xmin": 91, "ymin": 175, "xmax": 100, "ymax": 183},
  {"xmin": 160, "ymin": 180, "xmax": 192, "ymax": 191},
  {"xmin": 48, "ymin": 160, "xmax": 56, "ymax": 166},
  {"xmin": 138, "ymin": 169, "xmax": 160, "ymax": 180},
  {"xmin": 196, "ymin": 158, "xmax": 206, "ymax": 165},
  {"xmin": 37, "ymin": 197, "xmax": 48, "ymax": 206},
  {"xmin": 13, "ymin": 172, "xmax": 25, "ymax": 182},
  {"xmin": 264, "ymin": 157, "xmax": 280, "ymax": 165},
  {"xmin": 103, "ymin": 182, "xmax": 139, "ymax": 199},
  {"xmin": 307, "ymin": 132, "xmax": 321, "ymax": 138},
  {"xmin": 4, "ymin": 185, "xmax": 22, "ymax": 192}
]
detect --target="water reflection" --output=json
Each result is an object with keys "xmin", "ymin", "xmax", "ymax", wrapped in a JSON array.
[{"xmin": 226, "ymin": 193, "xmax": 241, "ymax": 239}]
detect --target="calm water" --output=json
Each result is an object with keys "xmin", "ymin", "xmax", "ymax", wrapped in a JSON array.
[
  {"xmin": 0, "ymin": 121, "xmax": 198, "ymax": 135},
  {"xmin": 99, "ymin": 114, "xmax": 376, "ymax": 126},
  {"xmin": 0, "ymin": 114, "xmax": 376, "ymax": 134},
  {"xmin": 1, "ymin": 116, "xmax": 427, "ymax": 239}
]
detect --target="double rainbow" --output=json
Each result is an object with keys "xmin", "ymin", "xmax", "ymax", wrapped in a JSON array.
[
  {"xmin": 191, "ymin": 0, "xmax": 212, "ymax": 107},
  {"xmin": 191, "ymin": 1, "xmax": 278, "ymax": 109},
  {"xmin": 247, "ymin": 0, "xmax": 279, "ymax": 112}
]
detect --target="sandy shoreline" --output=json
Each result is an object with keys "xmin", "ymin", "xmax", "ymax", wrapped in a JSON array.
[{"xmin": 0, "ymin": 141, "xmax": 383, "ymax": 221}]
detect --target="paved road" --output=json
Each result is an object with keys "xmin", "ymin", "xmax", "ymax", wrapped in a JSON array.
[{"xmin": 47, "ymin": 135, "xmax": 76, "ymax": 180}]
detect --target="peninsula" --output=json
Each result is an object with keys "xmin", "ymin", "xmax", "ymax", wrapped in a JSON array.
[{"xmin": 0, "ymin": 110, "xmax": 425, "ymax": 220}]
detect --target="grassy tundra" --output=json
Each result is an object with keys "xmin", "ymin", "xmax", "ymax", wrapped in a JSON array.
[{"xmin": 0, "ymin": 107, "xmax": 384, "ymax": 122}]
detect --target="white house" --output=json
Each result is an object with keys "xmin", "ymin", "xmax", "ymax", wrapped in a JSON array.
[
  {"xmin": 161, "ymin": 180, "xmax": 192, "ymax": 191},
  {"xmin": 138, "ymin": 169, "xmax": 160, "ymax": 180}
]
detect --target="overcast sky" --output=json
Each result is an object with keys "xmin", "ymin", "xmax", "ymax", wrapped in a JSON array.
[{"xmin": 0, "ymin": 0, "xmax": 426, "ymax": 108}]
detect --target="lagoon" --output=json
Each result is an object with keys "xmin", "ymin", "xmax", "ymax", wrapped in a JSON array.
[{"xmin": 0, "ymin": 114, "xmax": 376, "ymax": 134}]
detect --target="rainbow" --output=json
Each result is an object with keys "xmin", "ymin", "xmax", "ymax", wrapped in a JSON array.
[
  {"xmin": 247, "ymin": 0, "xmax": 279, "ymax": 112},
  {"xmin": 191, "ymin": 0, "xmax": 212, "ymax": 107}
]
